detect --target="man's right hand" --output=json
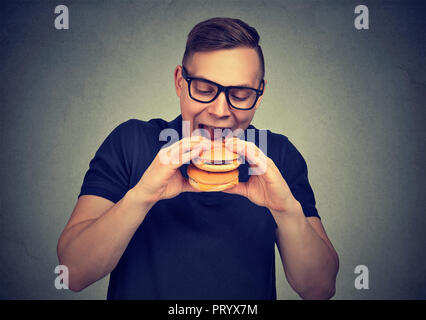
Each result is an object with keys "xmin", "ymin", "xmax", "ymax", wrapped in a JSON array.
[{"xmin": 130, "ymin": 136, "xmax": 211, "ymax": 206}]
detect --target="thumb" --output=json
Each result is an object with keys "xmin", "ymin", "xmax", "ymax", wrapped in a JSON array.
[
  {"xmin": 181, "ymin": 177, "xmax": 202, "ymax": 193},
  {"xmin": 222, "ymin": 181, "xmax": 248, "ymax": 197}
]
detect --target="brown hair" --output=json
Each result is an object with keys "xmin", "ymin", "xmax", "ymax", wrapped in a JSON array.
[{"xmin": 182, "ymin": 17, "xmax": 265, "ymax": 82}]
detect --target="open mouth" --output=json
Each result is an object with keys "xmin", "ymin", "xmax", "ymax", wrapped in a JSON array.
[{"xmin": 197, "ymin": 123, "xmax": 233, "ymax": 140}]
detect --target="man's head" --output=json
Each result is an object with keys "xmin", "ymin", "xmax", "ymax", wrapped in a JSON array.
[{"xmin": 174, "ymin": 17, "xmax": 267, "ymax": 138}]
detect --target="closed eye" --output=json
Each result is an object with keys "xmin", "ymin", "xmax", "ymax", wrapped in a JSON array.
[
  {"xmin": 197, "ymin": 89, "xmax": 214, "ymax": 94},
  {"xmin": 231, "ymin": 95, "xmax": 249, "ymax": 101}
]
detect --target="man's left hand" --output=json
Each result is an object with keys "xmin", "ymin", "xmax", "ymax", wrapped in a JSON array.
[{"xmin": 222, "ymin": 137, "xmax": 299, "ymax": 215}]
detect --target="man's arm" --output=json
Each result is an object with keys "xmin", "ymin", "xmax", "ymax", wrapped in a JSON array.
[
  {"xmin": 222, "ymin": 138, "xmax": 339, "ymax": 299},
  {"xmin": 57, "ymin": 136, "xmax": 209, "ymax": 292},
  {"xmin": 57, "ymin": 190, "xmax": 152, "ymax": 292},
  {"xmin": 272, "ymin": 200, "xmax": 339, "ymax": 300}
]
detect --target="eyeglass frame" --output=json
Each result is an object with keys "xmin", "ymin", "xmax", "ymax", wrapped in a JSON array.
[{"xmin": 181, "ymin": 65, "xmax": 265, "ymax": 111}]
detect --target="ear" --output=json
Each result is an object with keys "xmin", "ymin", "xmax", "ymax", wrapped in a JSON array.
[
  {"xmin": 254, "ymin": 79, "xmax": 267, "ymax": 110},
  {"xmin": 174, "ymin": 65, "xmax": 184, "ymax": 98}
]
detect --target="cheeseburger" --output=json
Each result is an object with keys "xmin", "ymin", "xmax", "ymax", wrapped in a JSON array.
[{"xmin": 187, "ymin": 140, "xmax": 240, "ymax": 192}]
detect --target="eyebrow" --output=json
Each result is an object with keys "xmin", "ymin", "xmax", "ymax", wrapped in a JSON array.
[{"xmin": 192, "ymin": 74, "xmax": 254, "ymax": 88}]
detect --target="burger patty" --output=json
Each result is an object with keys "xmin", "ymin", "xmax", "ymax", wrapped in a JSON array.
[{"xmin": 201, "ymin": 159, "xmax": 234, "ymax": 165}]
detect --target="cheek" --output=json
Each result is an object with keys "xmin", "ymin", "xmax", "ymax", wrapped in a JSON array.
[
  {"xmin": 181, "ymin": 99, "xmax": 203, "ymax": 116},
  {"xmin": 234, "ymin": 110, "xmax": 255, "ymax": 127},
  {"xmin": 180, "ymin": 96, "xmax": 206, "ymax": 125}
]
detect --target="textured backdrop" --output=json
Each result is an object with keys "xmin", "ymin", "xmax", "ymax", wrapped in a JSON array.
[{"xmin": 0, "ymin": 0, "xmax": 425, "ymax": 299}]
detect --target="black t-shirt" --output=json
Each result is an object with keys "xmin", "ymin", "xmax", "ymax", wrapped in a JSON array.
[{"xmin": 78, "ymin": 114, "xmax": 320, "ymax": 299}]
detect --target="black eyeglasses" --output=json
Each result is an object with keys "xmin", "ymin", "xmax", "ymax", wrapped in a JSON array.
[{"xmin": 181, "ymin": 65, "xmax": 264, "ymax": 110}]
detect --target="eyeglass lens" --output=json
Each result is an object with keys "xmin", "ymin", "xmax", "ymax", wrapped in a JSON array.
[{"xmin": 190, "ymin": 79, "xmax": 257, "ymax": 109}]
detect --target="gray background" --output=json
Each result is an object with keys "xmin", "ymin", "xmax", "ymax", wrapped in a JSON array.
[{"xmin": 1, "ymin": 0, "xmax": 425, "ymax": 299}]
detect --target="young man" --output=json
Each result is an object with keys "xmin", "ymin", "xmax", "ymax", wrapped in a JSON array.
[{"xmin": 57, "ymin": 17, "xmax": 339, "ymax": 299}]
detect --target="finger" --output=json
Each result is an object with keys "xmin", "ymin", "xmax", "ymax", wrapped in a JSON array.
[
  {"xmin": 181, "ymin": 177, "xmax": 202, "ymax": 193},
  {"xmin": 221, "ymin": 181, "xmax": 248, "ymax": 197},
  {"xmin": 224, "ymin": 137, "xmax": 259, "ymax": 161},
  {"xmin": 173, "ymin": 139, "xmax": 211, "ymax": 168},
  {"xmin": 224, "ymin": 138, "xmax": 268, "ymax": 169},
  {"xmin": 161, "ymin": 136, "xmax": 210, "ymax": 166},
  {"xmin": 162, "ymin": 136, "xmax": 208, "ymax": 155},
  {"xmin": 177, "ymin": 136, "xmax": 211, "ymax": 154},
  {"xmin": 167, "ymin": 136, "xmax": 208, "ymax": 155},
  {"xmin": 179, "ymin": 143, "xmax": 207, "ymax": 166}
]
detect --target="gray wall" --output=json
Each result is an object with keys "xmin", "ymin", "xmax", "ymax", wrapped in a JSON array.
[{"xmin": 1, "ymin": 0, "xmax": 425, "ymax": 299}]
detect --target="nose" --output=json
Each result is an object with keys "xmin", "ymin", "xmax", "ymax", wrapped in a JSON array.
[{"xmin": 207, "ymin": 91, "xmax": 232, "ymax": 118}]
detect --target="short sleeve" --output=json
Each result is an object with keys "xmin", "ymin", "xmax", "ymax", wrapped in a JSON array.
[
  {"xmin": 78, "ymin": 121, "xmax": 133, "ymax": 203},
  {"xmin": 281, "ymin": 138, "xmax": 320, "ymax": 219}
]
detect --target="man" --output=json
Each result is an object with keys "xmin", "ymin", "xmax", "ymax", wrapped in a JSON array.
[{"xmin": 57, "ymin": 17, "xmax": 339, "ymax": 299}]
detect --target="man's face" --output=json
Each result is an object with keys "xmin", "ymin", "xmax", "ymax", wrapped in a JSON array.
[{"xmin": 174, "ymin": 47, "xmax": 266, "ymax": 139}]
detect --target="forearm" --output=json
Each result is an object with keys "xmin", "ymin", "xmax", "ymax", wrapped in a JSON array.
[
  {"xmin": 272, "ymin": 200, "xmax": 338, "ymax": 300},
  {"xmin": 57, "ymin": 189, "xmax": 153, "ymax": 291}
]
